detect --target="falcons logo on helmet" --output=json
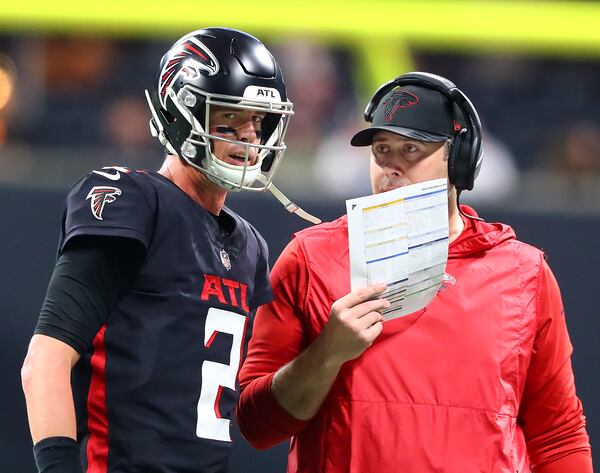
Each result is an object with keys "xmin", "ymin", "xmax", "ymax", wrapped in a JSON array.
[
  {"xmin": 158, "ymin": 37, "xmax": 220, "ymax": 107},
  {"xmin": 86, "ymin": 186, "xmax": 122, "ymax": 221},
  {"xmin": 384, "ymin": 89, "xmax": 419, "ymax": 122}
]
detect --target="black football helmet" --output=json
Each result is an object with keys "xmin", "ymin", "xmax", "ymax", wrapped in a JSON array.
[{"xmin": 146, "ymin": 27, "xmax": 293, "ymax": 191}]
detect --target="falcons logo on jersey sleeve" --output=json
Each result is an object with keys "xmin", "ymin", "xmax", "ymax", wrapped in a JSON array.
[{"xmin": 86, "ymin": 186, "xmax": 122, "ymax": 221}]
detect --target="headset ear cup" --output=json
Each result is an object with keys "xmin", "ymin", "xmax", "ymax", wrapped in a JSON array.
[
  {"xmin": 451, "ymin": 131, "xmax": 474, "ymax": 191},
  {"xmin": 448, "ymin": 135, "xmax": 460, "ymax": 186},
  {"xmin": 457, "ymin": 135, "xmax": 470, "ymax": 191},
  {"xmin": 451, "ymin": 130, "xmax": 478, "ymax": 191},
  {"xmin": 449, "ymin": 89, "xmax": 482, "ymax": 191}
]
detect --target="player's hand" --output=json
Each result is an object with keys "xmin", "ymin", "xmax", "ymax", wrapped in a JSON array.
[{"xmin": 319, "ymin": 283, "xmax": 389, "ymax": 366}]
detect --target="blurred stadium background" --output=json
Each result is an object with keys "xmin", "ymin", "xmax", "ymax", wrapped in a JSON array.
[{"xmin": 1, "ymin": 1, "xmax": 598, "ymax": 471}]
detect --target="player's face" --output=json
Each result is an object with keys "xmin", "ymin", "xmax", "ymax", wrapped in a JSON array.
[
  {"xmin": 369, "ymin": 131, "xmax": 449, "ymax": 194},
  {"xmin": 208, "ymin": 106, "xmax": 265, "ymax": 167}
]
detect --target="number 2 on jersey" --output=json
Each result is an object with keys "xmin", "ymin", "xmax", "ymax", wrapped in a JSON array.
[{"xmin": 196, "ymin": 307, "xmax": 247, "ymax": 442}]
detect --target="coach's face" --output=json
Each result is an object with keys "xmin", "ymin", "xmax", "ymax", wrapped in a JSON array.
[{"xmin": 369, "ymin": 131, "xmax": 449, "ymax": 194}]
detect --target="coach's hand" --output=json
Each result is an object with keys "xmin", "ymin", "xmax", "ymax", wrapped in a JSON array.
[
  {"xmin": 320, "ymin": 283, "xmax": 389, "ymax": 366},
  {"xmin": 270, "ymin": 283, "xmax": 389, "ymax": 421}
]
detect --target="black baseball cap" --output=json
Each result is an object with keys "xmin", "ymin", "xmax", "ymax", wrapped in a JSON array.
[{"xmin": 351, "ymin": 85, "xmax": 463, "ymax": 146}]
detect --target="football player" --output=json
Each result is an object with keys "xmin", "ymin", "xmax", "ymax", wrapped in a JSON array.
[{"xmin": 22, "ymin": 27, "xmax": 295, "ymax": 473}]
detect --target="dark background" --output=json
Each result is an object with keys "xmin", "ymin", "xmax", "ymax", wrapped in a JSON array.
[{"xmin": 1, "ymin": 185, "xmax": 597, "ymax": 472}]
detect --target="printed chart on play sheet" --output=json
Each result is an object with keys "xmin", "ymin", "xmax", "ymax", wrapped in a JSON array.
[{"xmin": 346, "ymin": 178, "xmax": 449, "ymax": 320}]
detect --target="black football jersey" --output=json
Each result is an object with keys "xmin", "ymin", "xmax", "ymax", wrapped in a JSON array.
[{"xmin": 59, "ymin": 167, "xmax": 272, "ymax": 473}]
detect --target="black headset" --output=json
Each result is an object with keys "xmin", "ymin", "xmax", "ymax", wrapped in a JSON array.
[{"xmin": 364, "ymin": 72, "xmax": 483, "ymax": 192}]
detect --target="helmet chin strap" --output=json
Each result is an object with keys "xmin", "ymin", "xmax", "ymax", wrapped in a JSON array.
[
  {"xmin": 256, "ymin": 175, "xmax": 321, "ymax": 225},
  {"xmin": 203, "ymin": 150, "xmax": 263, "ymax": 190}
]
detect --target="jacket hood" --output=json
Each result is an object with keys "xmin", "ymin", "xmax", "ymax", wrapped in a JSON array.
[{"xmin": 449, "ymin": 205, "xmax": 516, "ymax": 259}]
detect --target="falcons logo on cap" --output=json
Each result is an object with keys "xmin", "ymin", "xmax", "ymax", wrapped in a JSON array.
[
  {"xmin": 86, "ymin": 186, "xmax": 122, "ymax": 221},
  {"xmin": 158, "ymin": 37, "xmax": 219, "ymax": 108},
  {"xmin": 384, "ymin": 90, "xmax": 419, "ymax": 121}
]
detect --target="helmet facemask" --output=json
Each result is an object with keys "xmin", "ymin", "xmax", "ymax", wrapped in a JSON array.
[{"xmin": 162, "ymin": 83, "xmax": 293, "ymax": 192}]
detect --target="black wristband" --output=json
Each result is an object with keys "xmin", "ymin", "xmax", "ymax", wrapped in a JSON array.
[{"xmin": 33, "ymin": 436, "xmax": 82, "ymax": 473}]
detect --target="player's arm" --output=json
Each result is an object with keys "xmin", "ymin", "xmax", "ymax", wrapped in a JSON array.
[
  {"xmin": 22, "ymin": 335, "xmax": 80, "ymax": 443},
  {"xmin": 518, "ymin": 258, "xmax": 592, "ymax": 472},
  {"xmin": 22, "ymin": 335, "xmax": 82, "ymax": 473},
  {"xmin": 21, "ymin": 236, "xmax": 144, "ymax": 472}
]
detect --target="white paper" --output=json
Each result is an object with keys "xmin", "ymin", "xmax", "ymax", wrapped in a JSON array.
[{"xmin": 346, "ymin": 178, "xmax": 449, "ymax": 320}]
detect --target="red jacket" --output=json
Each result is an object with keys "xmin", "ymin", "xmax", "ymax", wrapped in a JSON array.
[{"xmin": 238, "ymin": 209, "xmax": 592, "ymax": 472}]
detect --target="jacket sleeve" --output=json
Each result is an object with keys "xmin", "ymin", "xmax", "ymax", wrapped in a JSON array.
[
  {"xmin": 518, "ymin": 257, "xmax": 593, "ymax": 471},
  {"xmin": 237, "ymin": 238, "xmax": 311, "ymax": 449}
]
